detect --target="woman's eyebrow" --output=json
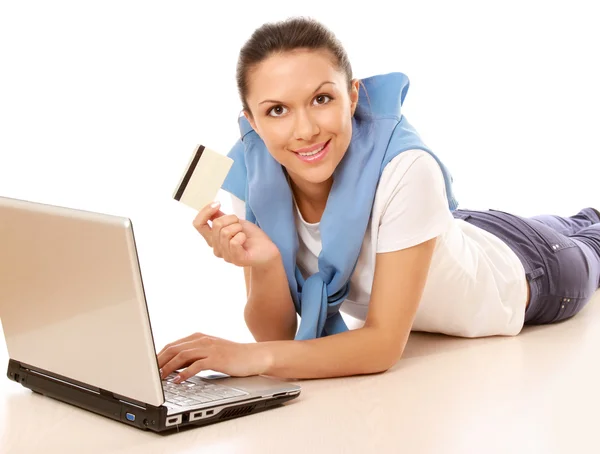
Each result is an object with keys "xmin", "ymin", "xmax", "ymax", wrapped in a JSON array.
[{"xmin": 259, "ymin": 81, "xmax": 336, "ymax": 105}]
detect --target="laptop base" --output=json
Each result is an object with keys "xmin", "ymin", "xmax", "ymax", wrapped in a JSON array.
[{"xmin": 7, "ymin": 359, "xmax": 298, "ymax": 433}]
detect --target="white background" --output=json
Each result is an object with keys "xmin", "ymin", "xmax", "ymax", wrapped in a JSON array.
[{"xmin": 1, "ymin": 0, "xmax": 599, "ymax": 352}]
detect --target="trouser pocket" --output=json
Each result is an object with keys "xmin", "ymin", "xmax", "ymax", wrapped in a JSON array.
[{"xmin": 526, "ymin": 220, "xmax": 579, "ymax": 254}]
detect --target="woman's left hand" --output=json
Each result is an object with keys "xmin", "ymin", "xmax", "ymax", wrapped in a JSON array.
[{"xmin": 157, "ymin": 333, "xmax": 271, "ymax": 382}]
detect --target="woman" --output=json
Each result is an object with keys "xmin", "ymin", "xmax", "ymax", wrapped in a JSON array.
[{"xmin": 158, "ymin": 17, "xmax": 600, "ymax": 382}]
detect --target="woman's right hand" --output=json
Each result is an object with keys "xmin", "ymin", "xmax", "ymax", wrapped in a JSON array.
[{"xmin": 193, "ymin": 201, "xmax": 281, "ymax": 267}]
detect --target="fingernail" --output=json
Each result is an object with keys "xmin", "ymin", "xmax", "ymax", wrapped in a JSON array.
[
  {"xmin": 210, "ymin": 201, "xmax": 220, "ymax": 209},
  {"xmin": 173, "ymin": 375, "xmax": 182, "ymax": 383}
]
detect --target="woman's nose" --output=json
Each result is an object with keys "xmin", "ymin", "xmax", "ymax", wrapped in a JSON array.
[{"xmin": 293, "ymin": 110, "xmax": 319, "ymax": 141}]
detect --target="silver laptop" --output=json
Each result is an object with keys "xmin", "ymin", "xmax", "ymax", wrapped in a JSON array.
[{"xmin": 0, "ymin": 195, "xmax": 301, "ymax": 432}]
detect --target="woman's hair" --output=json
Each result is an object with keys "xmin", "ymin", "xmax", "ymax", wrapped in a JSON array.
[{"xmin": 236, "ymin": 16, "xmax": 370, "ymax": 121}]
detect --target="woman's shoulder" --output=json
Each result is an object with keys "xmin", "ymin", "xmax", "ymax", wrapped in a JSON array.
[
  {"xmin": 378, "ymin": 149, "xmax": 442, "ymax": 190},
  {"xmin": 373, "ymin": 148, "xmax": 454, "ymax": 253},
  {"xmin": 373, "ymin": 148, "xmax": 450, "ymax": 224},
  {"xmin": 384, "ymin": 148, "xmax": 432, "ymax": 165}
]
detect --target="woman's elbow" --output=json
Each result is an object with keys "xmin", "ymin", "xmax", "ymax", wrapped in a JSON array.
[
  {"xmin": 367, "ymin": 337, "xmax": 406, "ymax": 374},
  {"xmin": 373, "ymin": 351, "xmax": 403, "ymax": 373}
]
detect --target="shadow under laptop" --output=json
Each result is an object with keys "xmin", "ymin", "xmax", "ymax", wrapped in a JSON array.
[
  {"xmin": 1, "ymin": 384, "xmax": 303, "ymax": 449},
  {"xmin": 1, "ymin": 390, "xmax": 161, "ymax": 452}
]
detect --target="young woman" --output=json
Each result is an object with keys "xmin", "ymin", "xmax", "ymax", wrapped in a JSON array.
[{"xmin": 157, "ymin": 17, "xmax": 600, "ymax": 382}]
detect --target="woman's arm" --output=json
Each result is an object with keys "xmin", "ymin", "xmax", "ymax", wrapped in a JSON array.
[
  {"xmin": 255, "ymin": 236, "xmax": 437, "ymax": 379},
  {"xmin": 228, "ymin": 194, "xmax": 298, "ymax": 342},
  {"xmin": 158, "ymin": 236, "xmax": 437, "ymax": 382},
  {"xmin": 244, "ymin": 255, "xmax": 298, "ymax": 342},
  {"xmin": 158, "ymin": 152, "xmax": 448, "ymax": 381}
]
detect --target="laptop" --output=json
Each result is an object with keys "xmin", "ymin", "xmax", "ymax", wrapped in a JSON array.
[{"xmin": 0, "ymin": 195, "xmax": 301, "ymax": 432}]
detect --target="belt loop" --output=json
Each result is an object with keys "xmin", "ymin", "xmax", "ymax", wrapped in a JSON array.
[{"xmin": 526, "ymin": 267, "xmax": 545, "ymax": 281}]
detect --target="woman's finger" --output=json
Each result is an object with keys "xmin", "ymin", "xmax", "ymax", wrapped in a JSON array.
[
  {"xmin": 211, "ymin": 214, "xmax": 240, "ymax": 244},
  {"xmin": 211, "ymin": 214, "xmax": 239, "ymax": 257},
  {"xmin": 192, "ymin": 202, "xmax": 225, "ymax": 246},
  {"xmin": 156, "ymin": 342, "xmax": 190, "ymax": 372},
  {"xmin": 157, "ymin": 336, "xmax": 215, "ymax": 375},
  {"xmin": 157, "ymin": 340, "xmax": 193, "ymax": 370},
  {"xmin": 172, "ymin": 358, "xmax": 211, "ymax": 383},
  {"xmin": 160, "ymin": 348, "xmax": 206, "ymax": 381},
  {"xmin": 220, "ymin": 223, "xmax": 244, "ymax": 261},
  {"xmin": 157, "ymin": 332, "xmax": 212, "ymax": 357},
  {"xmin": 230, "ymin": 232, "xmax": 247, "ymax": 264}
]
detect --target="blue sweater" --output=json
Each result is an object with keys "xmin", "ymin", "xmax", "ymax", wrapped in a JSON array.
[{"xmin": 222, "ymin": 72, "xmax": 458, "ymax": 340}]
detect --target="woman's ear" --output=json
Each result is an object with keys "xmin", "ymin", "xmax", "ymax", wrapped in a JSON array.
[
  {"xmin": 350, "ymin": 79, "xmax": 360, "ymax": 115},
  {"xmin": 243, "ymin": 110, "xmax": 257, "ymax": 131}
]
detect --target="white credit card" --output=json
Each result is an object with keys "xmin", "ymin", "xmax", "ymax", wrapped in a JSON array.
[{"xmin": 173, "ymin": 145, "xmax": 234, "ymax": 211}]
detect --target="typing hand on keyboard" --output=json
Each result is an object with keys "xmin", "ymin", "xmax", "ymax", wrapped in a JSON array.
[{"xmin": 156, "ymin": 332, "xmax": 271, "ymax": 382}]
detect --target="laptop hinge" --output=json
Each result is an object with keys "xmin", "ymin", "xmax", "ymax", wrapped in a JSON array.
[
  {"xmin": 98, "ymin": 388, "xmax": 114, "ymax": 398},
  {"xmin": 25, "ymin": 366, "xmax": 101, "ymax": 396},
  {"xmin": 99, "ymin": 388, "xmax": 148, "ymax": 410},
  {"xmin": 14, "ymin": 361, "xmax": 148, "ymax": 409},
  {"xmin": 99, "ymin": 388, "xmax": 113, "ymax": 398}
]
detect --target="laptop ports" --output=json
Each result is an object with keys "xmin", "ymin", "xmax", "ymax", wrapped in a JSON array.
[
  {"xmin": 189, "ymin": 409, "xmax": 215, "ymax": 422},
  {"xmin": 189, "ymin": 410, "xmax": 204, "ymax": 422},
  {"xmin": 165, "ymin": 415, "xmax": 182, "ymax": 427}
]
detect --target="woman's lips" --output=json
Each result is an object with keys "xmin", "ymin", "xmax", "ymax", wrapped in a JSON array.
[{"xmin": 294, "ymin": 139, "xmax": 331, "ymax": 163}]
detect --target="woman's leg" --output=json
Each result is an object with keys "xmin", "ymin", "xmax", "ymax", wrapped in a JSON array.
[
  {"xmin": 527, "ymin": 207, "xmax": 600, "ymax": 236},
  {"xmin": 536, "ymin": 226, "xmax": 600, "ymax": 323},
  {"xmin": 526, "ymin": 207, "xmax": 600, "ymax": 317},
  {"xmin": 570, "ymin": 224, "xmax": 600, "ymax": 290}
]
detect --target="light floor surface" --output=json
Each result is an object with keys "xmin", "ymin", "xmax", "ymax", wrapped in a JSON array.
[{"xmin": 2, "ymin": 292, "xmax": 599, "ymax": 454}]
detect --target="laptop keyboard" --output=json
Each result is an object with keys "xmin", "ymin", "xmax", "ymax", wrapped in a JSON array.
[{"xmin": 162, "ymin": 375, "xmax": 248, "ymax": 407}]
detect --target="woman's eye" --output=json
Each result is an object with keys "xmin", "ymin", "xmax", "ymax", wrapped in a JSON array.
[
  {"xmin": 268, "ymin": 105, "xmax": 287, "ymax": 117},
  {"xmin": 314, "ymin": 95, "xmax": 332, "ymax": 105},
  {"xmin": 268, "ymin": 96, "xmax": 332, "ymax": 117}
]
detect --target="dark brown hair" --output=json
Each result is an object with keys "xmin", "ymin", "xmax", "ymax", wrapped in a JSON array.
[{"xmin": 236, "ymin": 16, "xmax": 369, "ymax": 121}]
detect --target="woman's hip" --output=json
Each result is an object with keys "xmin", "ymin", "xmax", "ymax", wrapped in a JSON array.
[{"xmin": 452, "ymin": 208, "xmax": 597, "ymax": 324}]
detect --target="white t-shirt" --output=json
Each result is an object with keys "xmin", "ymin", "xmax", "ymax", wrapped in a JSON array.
[{"xmin": 230, "ymin": 150, "xmax": 528, "ymax": 338}]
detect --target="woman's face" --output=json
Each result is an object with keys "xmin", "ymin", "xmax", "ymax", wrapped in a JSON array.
[{"xmin": 244, "ymin": 49, "xmax": 359, "ymax": 189}]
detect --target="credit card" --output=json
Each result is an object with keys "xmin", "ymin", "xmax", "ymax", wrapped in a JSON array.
[{"xmin": 173, "ymin": 145, "xmax": 233, "ymax": 211}]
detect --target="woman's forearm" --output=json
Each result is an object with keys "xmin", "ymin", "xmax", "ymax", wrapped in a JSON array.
[
  {"xmin": 244, "ymin": 253, "xmax": 298, "ymax": 342},
  {"xmin": 256, "ymin": 326, "xmax": 405, "ymax": 379}
]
